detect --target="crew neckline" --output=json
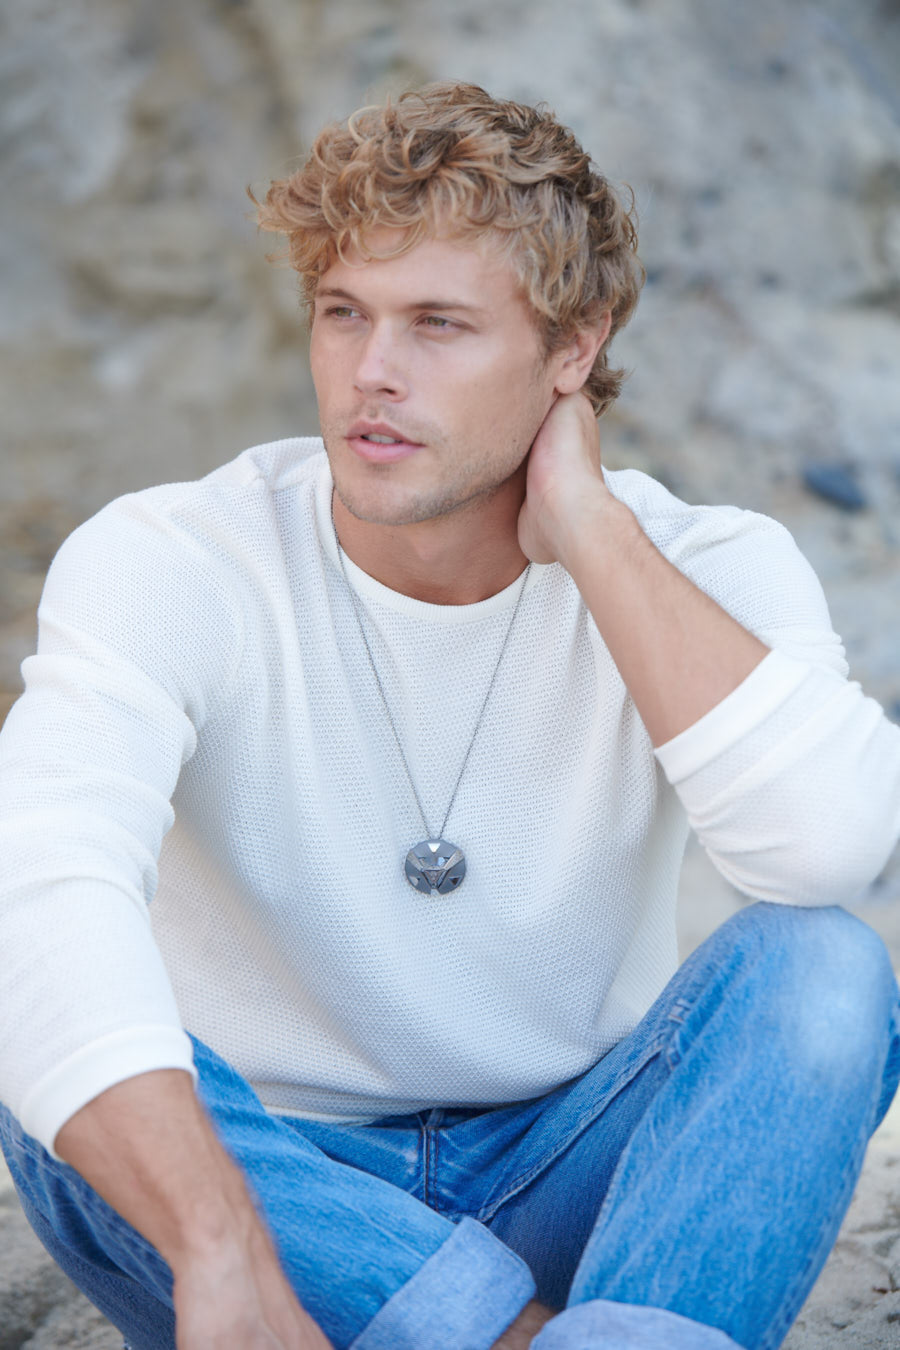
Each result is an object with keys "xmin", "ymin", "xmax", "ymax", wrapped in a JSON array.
[{"xmin": 314, "ymin": 455, "xmax": 548, "ymax": 623}]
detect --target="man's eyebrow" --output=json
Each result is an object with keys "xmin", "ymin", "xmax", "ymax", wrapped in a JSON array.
[
  {"xmin": 314, "ymin": 287, "xmax": 362, "ymax": 303},
  {"xmin": 314, "ymin": 286, "xmax": 488, "ymax": 315}
]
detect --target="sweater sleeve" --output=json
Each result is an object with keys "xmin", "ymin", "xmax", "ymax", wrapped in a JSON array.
[
  {"xmin": 0, "ymin": 492, "xmax": 243, "ymax": 1154},
  {"xmin": 647, "ymin": 500, "xmax": 900, "ymax": 905}
]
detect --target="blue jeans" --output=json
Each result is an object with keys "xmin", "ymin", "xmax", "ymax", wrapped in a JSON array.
[{"xmin": 2, "ymin": 902, "xmax": 898, "ymax": 1350}]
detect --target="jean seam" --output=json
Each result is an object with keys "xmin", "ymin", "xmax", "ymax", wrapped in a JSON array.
[
  {"xmin": 545, "ymin": 1021, "xmax": 688, "ymax": 1245},
  {"xmin": 432, "ymin": 1124, "xmax": 443, "ymax": 1214},
  {"xmin": 49, "ymin": 1162, "xmax": 168, "ymax": 1279},
  {"xmin": 0, "ymin": 1116, "xmax": 44, "ymax": 1167},
  {"xmin": 468, "ymin": 1034, "xmax": 670, "ymax": 1223},
  {"xmin": 575, "ymin": 986, "xmax": 717, "ymax": 1241},
  {"xmin": 2, "ymin": 1118, "xmax": 169, "ymax": 1282},
  {"xmin": 423, "ymin": 1119, "xmax": 435, "ymax": 1210}
]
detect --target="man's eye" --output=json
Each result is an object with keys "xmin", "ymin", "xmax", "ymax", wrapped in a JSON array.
[
  {"xmin": 326, "ymin": 306, "xmax": 359, "ymax": 319},
  {"xmin": 421, "ymin": 316, "xmax": 452, "ymax": 329}
]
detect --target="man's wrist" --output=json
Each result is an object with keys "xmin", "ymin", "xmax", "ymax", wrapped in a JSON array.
[
  {"xmin": 157, "ymin": 1144, "xmax": 262, "ymax": 1267},
  {"xmin": 553, "ymin": 488, "xmax": 637, "ymax": 579}
]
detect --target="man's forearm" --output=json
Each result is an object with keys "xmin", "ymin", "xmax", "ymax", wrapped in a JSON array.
[
  {"xmin": 55, "ymin": 1069, "xmax": 332, "ymax": 1348},
  {"xmin": 56, "ymin": 1069, "xmax": 255, "ymax": 1265},
  {"xmin": 557, "ymin": 493, "xmax": 767, "ymax": 748},
  {"xmin": 519, "ymin": 392, "xmax": 768, "ymax": 747}
]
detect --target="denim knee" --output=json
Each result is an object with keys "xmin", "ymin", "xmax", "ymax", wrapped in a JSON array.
[
  {"xmin": 724, "ymin": 902, "xmax": 900, "ymax": 1127},
  {"xmin": 733, "ymin": 902, "xmax": 896, "ymax": 1011}
]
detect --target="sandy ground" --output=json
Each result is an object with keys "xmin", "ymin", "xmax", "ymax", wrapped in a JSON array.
[
  {"xmin": 680, "ymin": 844, "xmax": 900, "ymax": 1350},
  {"xmin": 2, "ymin": 838, "xmax": 899, "ymax": 1348}
]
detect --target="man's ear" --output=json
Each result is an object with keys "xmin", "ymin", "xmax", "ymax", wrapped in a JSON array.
[{"xmin": 552, "ymin": 313, "xmax": 612, "ymax": 395}]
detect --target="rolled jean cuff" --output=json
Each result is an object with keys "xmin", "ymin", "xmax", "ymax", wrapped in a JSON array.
[
  {"xmin": 532, "ymin": 1300, "xmax": 741, "ymax": 1349},
  {"xmin": 349, "ymin": 1216, "xmax": 536, "ymax": 1350}
]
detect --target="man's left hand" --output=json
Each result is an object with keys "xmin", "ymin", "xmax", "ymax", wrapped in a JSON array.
[
  {"xmin": 517, "ymin": 391, "xmax": 610, "ymax": 569},
  {"xmin": 517, "ymin": 390, "xmax": 768, "ymax": 749}
]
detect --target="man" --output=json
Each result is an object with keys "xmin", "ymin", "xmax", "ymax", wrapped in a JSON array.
[{"xmin": 1, "ymin": 81, "xmax": 899, "ymax": 1350}]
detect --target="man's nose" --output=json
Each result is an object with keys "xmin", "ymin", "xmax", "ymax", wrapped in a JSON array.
[{"xmin": 353, "ymin": 326, "xmax": 407, "ymax": 399}]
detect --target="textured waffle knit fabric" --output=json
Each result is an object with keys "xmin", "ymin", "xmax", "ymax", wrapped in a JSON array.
[{"xmin": 1, "ymin": 440, "xmax": 899, "ymax": 1155}]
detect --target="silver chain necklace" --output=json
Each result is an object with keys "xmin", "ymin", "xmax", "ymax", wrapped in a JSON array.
[{"xmin": 332, "ymin": 498, "xmax": 531, "ymax": 898}]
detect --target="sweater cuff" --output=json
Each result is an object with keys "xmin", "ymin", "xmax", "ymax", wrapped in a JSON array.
[
  {"xmin": 19, "ymin": 1025, "xmax": 197, "ymax": 1159},
  {"xmin": 654, "ymin": 649, "xmax": 810, "ymax": 784},
  {"xmin": 350, "ymin": 1216, "xmax": 536, "ymax": 1350}
]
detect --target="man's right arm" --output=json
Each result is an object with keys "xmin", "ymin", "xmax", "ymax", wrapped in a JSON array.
[
  {"xmin": 0, "ymin": 497, "xmax": 330, "ymax": 1343},
  {"xmin": 56, "ymin": 1069, "xmax": 332, "ymax": 1349},
  {"xmin": 0, "ymin": 495, "xmax": 238, "ymax": 1149}
]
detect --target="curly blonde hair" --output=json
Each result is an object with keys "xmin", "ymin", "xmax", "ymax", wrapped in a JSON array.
[{"xmin": 254, "ymin": 82, "xmax": 644, "ymax": 414}]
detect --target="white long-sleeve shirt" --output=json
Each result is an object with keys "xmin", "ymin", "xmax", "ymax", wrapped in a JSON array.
[{"xmin": 1, "ymin": 439, "xmax": 898, "ymax": 1155}]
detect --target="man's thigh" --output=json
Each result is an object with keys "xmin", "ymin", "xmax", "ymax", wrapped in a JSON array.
[
  {"xmin": 480, "ymin": 1049, "xmax": 671, "ymax": 1310},
  {"xmin": 467, "ymin": 903, "xmax": 900, "ymax": 1340},
  {"xmin": 0, "ymin": 1044, "xmax": 460, "ymax": 1350}
]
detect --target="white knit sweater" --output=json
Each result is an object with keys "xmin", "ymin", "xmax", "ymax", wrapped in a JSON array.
[{"xmin": 1, "ymin": 440, "xmax": 898, "ymax": 1155}]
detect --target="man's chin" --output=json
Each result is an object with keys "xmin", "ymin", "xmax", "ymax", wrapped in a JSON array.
[
  {"xmin": 333, "ymin": 477, "xmax": 506, "ymax": 528},
  {"xmin": 325, "ymin": 433, "xmax": 528, "ymax": 528},
  {"xmin": 334, "ymin": 486, "xmax": 465, "ymax": 528}
]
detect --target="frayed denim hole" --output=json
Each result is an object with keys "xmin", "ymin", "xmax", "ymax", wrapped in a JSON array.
[{"xmin": 664, "ymin": 998, "xmax": 690, "ymax": 1068}]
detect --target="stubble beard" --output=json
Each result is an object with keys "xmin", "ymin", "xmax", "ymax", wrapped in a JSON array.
[{"xmin": 323, "ymin": 428, "xmax": 530, "ymax": 528}]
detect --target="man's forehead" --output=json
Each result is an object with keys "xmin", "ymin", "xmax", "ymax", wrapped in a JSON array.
[
  {"xmin": 343, "ymin": 220, "xmax": 504, "ymax": 260},
  {"xmin": 315, "ymin": 227, "xmax": 522, "ymax": 302}
]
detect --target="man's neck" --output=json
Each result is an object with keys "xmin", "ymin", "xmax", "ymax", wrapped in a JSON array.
[{"xmin": 331, "ymin": 467, "xmax": 531, "ymax": 605}]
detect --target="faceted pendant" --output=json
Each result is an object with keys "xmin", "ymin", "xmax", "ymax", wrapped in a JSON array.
[{"xmin": 405, "ymin": 839, "xmax": 466, "ymax": 897}]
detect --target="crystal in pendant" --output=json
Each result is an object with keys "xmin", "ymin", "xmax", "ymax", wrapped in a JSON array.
[{"xmin": 405, "ymin": 839, "xmax": 466, "ymax": 897}]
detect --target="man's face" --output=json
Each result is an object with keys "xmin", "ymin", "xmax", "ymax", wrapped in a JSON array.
[{"xmin": 310, "ymin": 229, "xmax": 565, "ymax": 527}]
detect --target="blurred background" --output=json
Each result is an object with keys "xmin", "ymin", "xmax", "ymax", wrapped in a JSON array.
[
  {"xmin": 2, "ymin": 0, "xmax": 899, "ymax": 891},
  {"xmin": 5, "ymin": 0, "xmax": 900, "ymax": 919},
  {"xmin": 2, "ymin": 5, "xmax": 900, "ymax": 1345}
]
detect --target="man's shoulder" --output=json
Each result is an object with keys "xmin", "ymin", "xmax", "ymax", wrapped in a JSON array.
[
  {"xmin": 120, "ymin": 436, "xmax": 326, "ymax": 518},
  {"xmin": 602, "ymin": 466, "xmax": 797, "ymax": 567},
  {"xmin": 65, "ymin": 437, "xmax": 327, "ymax": 560},
  {"xmin": 35, "ymin": 438, "xmax": 329, "ymax": 699},
  {"xmin": 46, "ymin": 436, "xmax": 329, "ymax": 608},
  {"xmin": 209, "ymin": 436, "xmax": 327, "ymax": 495},
  {"xmin": 604, "ymin": 467, "xmax": 842, "ymax": 664}
]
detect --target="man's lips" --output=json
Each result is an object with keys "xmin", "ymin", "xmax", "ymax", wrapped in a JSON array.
[{"xmin": 346, "ymin": 422, "xmax": 425, "ymax": 463}]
